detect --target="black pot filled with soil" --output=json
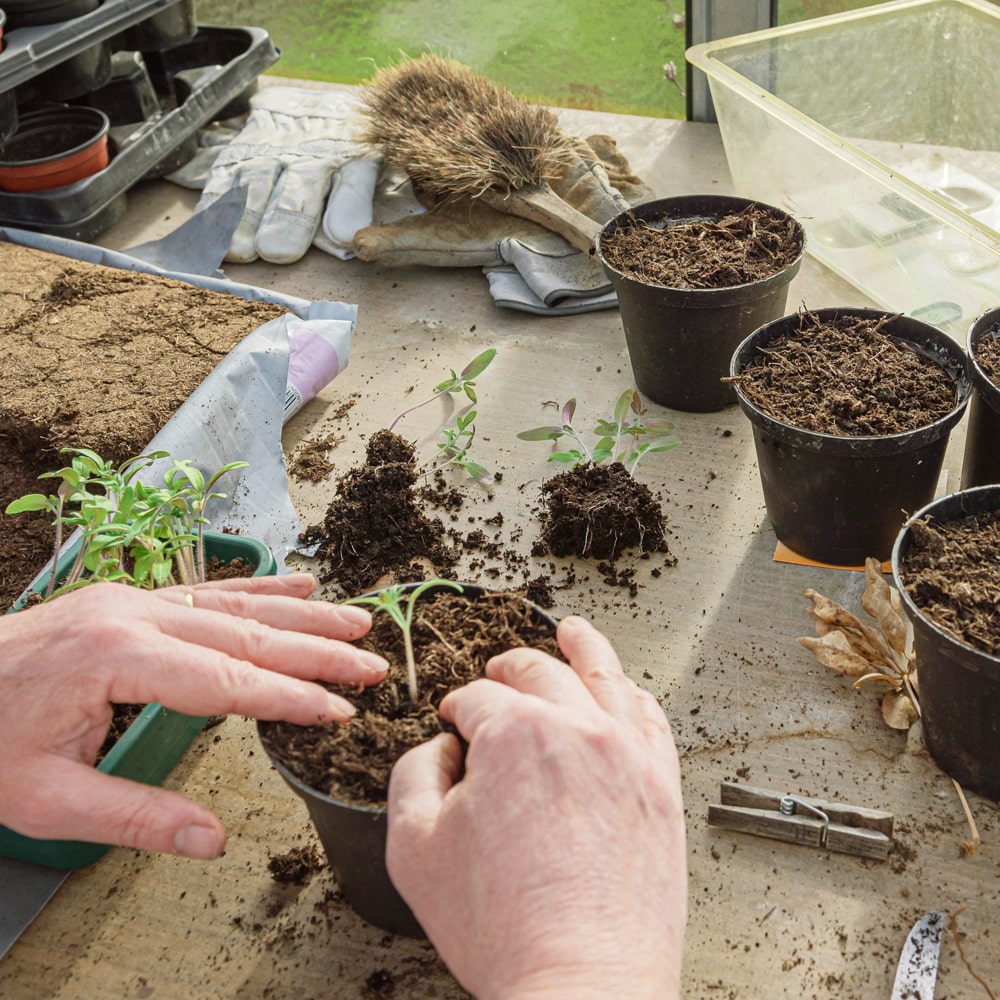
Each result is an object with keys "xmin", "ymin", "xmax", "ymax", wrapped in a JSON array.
[
  {"xmin": 960, "ymin": 306, "xmax": 1000, "ymax": 489},
  {"xmin": 729, "ymin": 308, "xmax": 971, "ymax": 566},
  {"xmin": 595, "ymin": 195, "xmax": 805, "ymax": 412},
  {"xmin": 892, "ymin": 486, "xmax": 1000, "ymax": 802},
  {"xmin": 258, "ymin": 582, "xmax": 561, "ymax": 936}
]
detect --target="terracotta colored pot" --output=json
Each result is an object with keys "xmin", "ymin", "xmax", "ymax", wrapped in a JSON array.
[{"xmin": 0, "ymin": 106, "xmax": 110, "ymax": 192}]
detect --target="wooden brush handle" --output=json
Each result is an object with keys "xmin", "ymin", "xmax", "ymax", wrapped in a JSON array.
[{"xmin": 481, "ymin": 184, "xmax": 602, "ymax": 252}]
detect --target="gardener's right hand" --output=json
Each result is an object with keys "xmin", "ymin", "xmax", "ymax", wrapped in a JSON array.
[
  {"xmin": 0, "ymin": 574, "xmax": 387, "ymax": 859},
  {"xmin": 386, "ymin": 615, "xmax": 687, "ymax": 1000}
]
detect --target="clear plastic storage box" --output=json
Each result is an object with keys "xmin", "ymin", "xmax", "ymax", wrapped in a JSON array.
[{"xmin": 686, "ymin": 0, "xmax": 1000, "ymax": 339}]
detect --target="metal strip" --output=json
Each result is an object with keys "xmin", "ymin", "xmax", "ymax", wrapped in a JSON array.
[
  {"xmin": 0, "ymin": 858, "xmax": 70, "ymax": 961},
  {"xmin": 686, "ymin": 0, "xmax": 777, "ymax": 121}
]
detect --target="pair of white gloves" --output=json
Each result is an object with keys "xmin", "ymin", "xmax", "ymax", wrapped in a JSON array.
[{"xmin": 169, "ymin": 86, "xmax": 654, "ymax": 315}]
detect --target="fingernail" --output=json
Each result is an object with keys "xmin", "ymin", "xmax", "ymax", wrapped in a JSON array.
[
  {"xmin": 174, "ymin": 824, "xmax": 222, "ymax": 860},
  {"xmin": 328, "ymin": 694, "xmax": 357, "ymax": 720},
  {"xmin": 358, "ymin": 650, "xmax": 389, "ymax": 675},
  {"xmin": 336, "ymin": 605, "xmax": 371, "ymax": 628}
]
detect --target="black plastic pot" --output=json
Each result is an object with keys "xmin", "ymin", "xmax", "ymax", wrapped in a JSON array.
[
  {"xmin": 595, "ymin": 195, "xmax": 805, "ymax": 413},
  {"xmin": 28, "ymin": 37, "xmax": 112, "ymax": 101},
  {"xmin": 116, "ymin": 0, "xmax": 195, "ymax": 50},
  {"xmin": 0, "ymin": 88, "xmax": 16, "ymax": 148},
  {"xmin": 2, "ymin": 0, "xmax": 98, "ymax": 28},
  {"xmin": 892, "ymin": 486, "xmax": 1000, "ymax": 801},
  {"xmin": 731, "ymin": 308, "xmax": 972, "ymax": 566},
  {"xmin": 74, "ymin": 50, "xmax": 160, "ymax": 126},
  {"xmin": 960, "ymin": 307, "xmax": 1000, "ymax": 489},
  {"xmin": 258, "ymin": 582, "xmax": 560, "ymax": 937}
]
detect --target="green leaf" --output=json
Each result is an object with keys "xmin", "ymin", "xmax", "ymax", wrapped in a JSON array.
[
  {"xmin": 516, "ymin": 426, "xmax": 565, "ymax": 442},
  {"xmin": 5, "ymin": 494, "xmax": 53, "ymax": 515},
  {"xmin": 463, "ymin": 461, "xmax": 493, "ymax": 485},
  {"xmin": 460, "ymin": 347, "xmax": 497, "ymax": 379},
  {"xmin": 613, "ymin": 388, "xmax": 635, "ymax": 425}
]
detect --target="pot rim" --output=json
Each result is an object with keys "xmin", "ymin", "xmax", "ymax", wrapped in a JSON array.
[
  {"xmin": 258, "ymin": 581, "xmax": 560, "ymax": 812},
  {"xmin": 594, "ymin": 193, "xmax": 807, "ymax": 297},
  {"xmin": 730, "ymin": 307, "xmax": 972, "ymax": 451},
  {"xmin": 966, "ymin": 306, "xmax": 1000, "ymax": 413},
  {"xmin": 891, "ymin": 484, "xmax": 1000, "ymax": 669},
  {"xmin": 0, "ymin": 106, "xmax": 110, "ymax": 170}
]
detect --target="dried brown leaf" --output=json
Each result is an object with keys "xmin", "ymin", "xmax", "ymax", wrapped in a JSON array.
[
  {"xmin": 804, "ymin": 591, "xmax": 893, "ymax": 667},
  {"xmin": 861, "ymin": 557, "xmax": 907, "ymax": 655},
  {"xmin": 802, "ymin": 588, "xmax": 868, "ymax": 633},
  {"xmin": 881, "ymin": 689, "xmax": 918, "ymax": 730},
  {"xmin": 796, "ymin": 632, "xmax": 872, "ymax": 677}
]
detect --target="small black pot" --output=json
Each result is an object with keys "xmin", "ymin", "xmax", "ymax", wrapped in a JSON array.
[
  {"xmin": 595, "ymin": 195, "xmax": 805, "ymax": 413},
  {"xmin": 0, "ymin": 89, "xmax": 17, "ymax": 149},
  {"xmin": 892, "ymin": 486, "xmax": 1000, "ymax": 802},
  {"xmin": 27, "ymin": 38, "xmax": 112, "ymax": 101},
  {"xmin": 731, "ymin": 308, "xmax": 971, "ymax": 566},
  {"xmin": 116, "ymin": 0, "xmax": 196, "ymax": 51},
  {"xmin": 258, "ymin": 582, "xmax": 560, "ymax": 937},
  {"xmin": 960, "ymin": 307, "xmax": 1000, "ymax": 489},
  {"xmin": 2, "ymin": 0, "xmax": 98, "ymax": 29}
]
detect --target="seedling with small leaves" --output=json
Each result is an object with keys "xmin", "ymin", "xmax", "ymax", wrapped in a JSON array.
[
  {"xmin": 517, "ymin": 389, "xmax": 679, "ymax": 475},
  {"xmin": 435, "ymin": 410, "xmax": 494, "ymax": 486},
  {"xmin": 340, "ymin": 579, "xmax": 464, "ymax": 701},
  {"xmin": 388, "ymin": 347, "xmax": 497, "ymax": 433},
  {"xmin": 5, "ymin": 448, "xmax": 249, "ymax": 600}
]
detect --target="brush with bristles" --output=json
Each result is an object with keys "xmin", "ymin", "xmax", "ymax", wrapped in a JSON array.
[{"xmin": 359, "ymin": 54, "xmax": 603, "ymax": 252}]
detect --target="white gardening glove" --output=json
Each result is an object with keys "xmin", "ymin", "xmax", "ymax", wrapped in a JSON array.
[{"xmin": 178, "ymin": 87, "xmax": 379, "ymax": 265}]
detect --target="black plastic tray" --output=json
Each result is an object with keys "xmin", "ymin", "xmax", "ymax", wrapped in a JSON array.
[
  {"xmin": 0, "ymin": 25, "xmax": 279, "ymax": 240},
  {"xmin": 0, "ymin": 0, "xmax": 191, "ymax": 93}
]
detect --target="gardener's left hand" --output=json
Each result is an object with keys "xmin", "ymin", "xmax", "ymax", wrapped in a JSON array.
[{"xmin": 0, "ymin": 574, "xmax": 386, "ymax": 859}]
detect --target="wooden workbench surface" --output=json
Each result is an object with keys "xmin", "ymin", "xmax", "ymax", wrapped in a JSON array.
[{"xmin": 2, "ymin": 83, "xmax": 996, "ymax": 999}]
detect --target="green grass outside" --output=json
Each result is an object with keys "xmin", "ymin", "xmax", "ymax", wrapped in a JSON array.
[{"xmin": 197, "ymin": 1, "xmax": 887, "ymax": 119}]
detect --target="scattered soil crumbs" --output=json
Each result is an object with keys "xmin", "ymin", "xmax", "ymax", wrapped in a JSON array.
[
  {"xmin": 0, "ymin": 240, "xmax": 286, "ymax": 610},
  {"xmin": 268, "ymin": 844, "xmax": 325, "ymax": 885},
  {"xmin": 288, "ymin": 433, "xmax": 343, "ymax": 482},
  {"xmin": 531, "ymin": 462, "xmax": 672, "ymax": 563},
  {"xmin": 898, "ymin": 509, "xmax": 1000, "ymax": 655},
  {"xmin": 300, "ymin": 429, "xmax": 459, "ymax": 596},
  {"xmin": 260, "ymin": 590, "xmax": 561, "ymax": 808},
  {"xmin": 729, "ymin": 310, "xmax": 958, "ymax": 435},
  {"xmin": 598, "ymin": 202, "xmax": 802, "ymax": 289}
]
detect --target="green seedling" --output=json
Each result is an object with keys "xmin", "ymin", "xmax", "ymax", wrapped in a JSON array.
[
  {"xmin": 436, "ymin": 410, "xmax": 494, "ymax": 486},
  {"xmin": 517, "ymin": 389, "xmax": 679, "ymax": 475},
  {"xmin": 6, "ymin": 448, "xmax": 249, "ymax": 600},
  {"xmin": 388, "ymin": 347, "xmax": 497, "ymax": 433},
  {"xmin": 341, "ymin": 579, "xmax": 464, "ymax": 702}
]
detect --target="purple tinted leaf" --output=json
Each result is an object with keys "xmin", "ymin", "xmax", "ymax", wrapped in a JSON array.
[
  {"xmin": 517, "ymin": 426, "xmax": 565, "ymax": 441},
  {"xmin": 461, "ymin": 347, "xmax": 497, "ymax": 379}
]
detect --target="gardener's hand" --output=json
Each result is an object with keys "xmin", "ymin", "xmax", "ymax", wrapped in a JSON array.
[
  {"xmin": 0, "ymin": 574, "xmax": 387, "ymax": 859},
  {"xmin": 386, "ymin": 615, "xmax": 687, "ymax": 1000}
]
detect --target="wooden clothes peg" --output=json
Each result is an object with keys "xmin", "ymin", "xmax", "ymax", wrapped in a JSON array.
[{"xmin": 707, "ymin": 782, "xmax": 894, "ymax": 860}]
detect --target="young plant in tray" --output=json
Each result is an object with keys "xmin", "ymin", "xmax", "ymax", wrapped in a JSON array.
[
  {"xmin": 5, "ymin": 447, "xmax": 249, "ymax": 600},
  {"xmin": 517, "ymin": 388, "xmax": 680, "ymax": 474},
  {"xmin": 340, "ymin": 579, "xmax": 464, "ymax": 701}
]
